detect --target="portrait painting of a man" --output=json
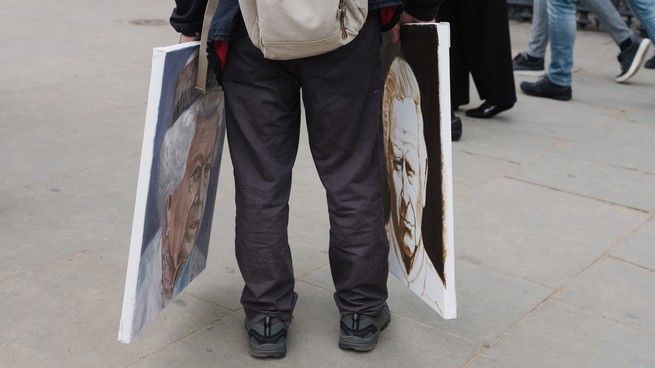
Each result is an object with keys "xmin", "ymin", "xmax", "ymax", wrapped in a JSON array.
[
  {"xmin": 381, "ymin": 23, "xmax": 456, "ymax": 319},
  {"xmin": 119, "ymin": 42, "xmax": 226, "ymax": 343}
]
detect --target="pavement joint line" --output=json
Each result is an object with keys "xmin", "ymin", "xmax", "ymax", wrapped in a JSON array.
[
  {"xmin": 504, "ymin": 175, "xmax": 653, "ymax": 214},
  {"xmin": 458, "ymin": 284, "xmax": 557, "ymax": 368},
  {"xmin": 455, "ymin": 257, "xmax": 558, "ymax": 290},
  {"xmin": 556, "ymin": 298, "xmax": 655, "ymax": 338},
  {"xmin": 453, "ymin": 149, "xmax": 523, "ymax": 166},
  {"xmin": 296, "ymin": 278, "xmax": 334, "ymax": 294},
  {"xmin": 122, "ymin": 310, "xmax": 238, "ymax": 367},
  {"xmin": 295, "ymin": 262, "xmax": 331, "ymax": 283},
  {"xmin": 392, "ymin": 312, "xmax": 481, "ymax": 347},
  {"xmin": 184, "ymin": 291, "xmax": 242, "ymax": 313},
  {"xmin": 607, "ymin": 253, "xmax": 655, "ymax": 274}
]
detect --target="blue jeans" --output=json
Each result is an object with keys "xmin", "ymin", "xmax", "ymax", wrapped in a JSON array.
[
  {"xmin": 626, "ymin": 0, "xmax": 655, "ymax": 44},
  {"xmin": 526, "ymin": 0, "xmax": 550, "ymax": 58},
  {"xmin": 528, "ymin": 0, "xmax": 633, "ymax": 58},
  {"xmin": 547, "ymin": 0, "xmax": 578, "ymax": 86},
  {"xmin": 547, "ymin": 0, "xmax": 655, "ymax": 86}
]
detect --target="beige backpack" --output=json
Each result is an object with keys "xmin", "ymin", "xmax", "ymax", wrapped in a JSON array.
[{"xmin": 238, "ymin": 0, "xmax": 369, "ymax": 60}]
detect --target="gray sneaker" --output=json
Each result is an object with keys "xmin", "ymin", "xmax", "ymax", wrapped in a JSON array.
[
  {"xmin": 245, "ymin": 316, "xmax": 289, "ymax": 358},
  {"xmin": 616, "ymin": 36, "xmax": 651, "ymax": 83},
  {"xmin": 338, "ymin": 304, "xmax": 391, "ymax": 352},
  {"xmin": 513, "ymin": 52, "xmax": 546, "ymax": 77}
]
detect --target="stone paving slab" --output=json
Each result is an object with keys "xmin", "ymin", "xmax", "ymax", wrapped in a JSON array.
[
  {"xmin": 452, "ymin": 118, "xmax": 560, "ymax": 164},
  {"xmin": 510, "ymin": 152, "xmax": 655, "ymax": 211},
  {"xmin": 0, "ymin": 177, "xmax": 133, "ymax": 278},
  {"xmin": 552, "ymin": 119, "xmax": 655, "ymax": 175},
  {"xmin": 557, "ymin": 256, "xmax": 655, "ymax": 335},
  {"xmin": 498, "ymin": 87, "xmax": 612, "ymax": 140},
  {"xmin": 612, "ymin": 216, "xmax": 655, "ymax": 271},
  {"xmin": 452, "ymin": 150, "xmax": 518, "ymax": 198},
  {"xmin": 468, "ymin": 301, "xmax": 655, "ymax": 368},
  {"xmin": 453, "ymin": 177, "xmax": 647, "ymax": 287},
  {"xmin": 0, "ymin": 251, "xmax": 230, "ymax": 368}
]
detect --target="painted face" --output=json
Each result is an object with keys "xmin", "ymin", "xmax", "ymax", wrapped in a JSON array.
[
  {"xmin": 166, "ymin": 113, "xmax": 219, "ymax": 272},
  {"xmin": 383, "ymin": 58, "xmax": 427, "ymax": 273},
  {"xmin": 387, "ymin": 97, "xmax": 426, "ymax": 270}
]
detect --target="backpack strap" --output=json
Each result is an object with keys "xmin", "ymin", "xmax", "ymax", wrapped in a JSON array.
[{"xmin": 195, "ymin": 0, "xmax": 220, "ymax": 93}]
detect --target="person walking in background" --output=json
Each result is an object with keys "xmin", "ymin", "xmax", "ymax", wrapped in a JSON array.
[
  {"xmin": 521, "ymin": 0, "xmax": 655, "ymax": 100},
  {"xmin": 513, "ymin": 0, "xmax": 650, "ymax": 83},
  {"xmin": 438, "ymin": 0, "xmax": 517, "ymax": 119}
]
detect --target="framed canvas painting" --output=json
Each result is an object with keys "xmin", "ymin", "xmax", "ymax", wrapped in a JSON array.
[
  {"xmin": 118, "ymin": 42, "xmax": 226, "ymax": 343},
  {"xmin": 381, "ymin": 23, "xmax": 456, "ymax": 319}
]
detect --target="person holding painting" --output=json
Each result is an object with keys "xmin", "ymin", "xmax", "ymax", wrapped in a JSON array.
[{"xmin": 170, "ymin": 0, "xmax": 444, "ymax": 358}]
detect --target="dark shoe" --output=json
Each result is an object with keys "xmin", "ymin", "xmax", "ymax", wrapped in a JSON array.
[
  {"xmin": 513, "ymin": 52, "xmax": 546, "ymax": 77},
  {"xmin": 645, "ymin": 54, "xmax": 655, "ymax": 69},
  {"xmin": 339, "ymin": 304, "xmax": 391, "ymax": 352},
  {"xmin": 465, "ymin": 101, "xmax": 513, "ymax": 119},
  {"xmin": 245, "ymin": 316, "xmax": 289, "ymax": 358},
  {"xmin": 616, "ymin": 36, "xmax": 651, "ymax": 83},
  {"xmin": 520, "ymin": 77, "xmax": 572, "ymax": 101},
  {"xmin": 451, "ymin": 113, "xmax": 462, "ymax": 141}
]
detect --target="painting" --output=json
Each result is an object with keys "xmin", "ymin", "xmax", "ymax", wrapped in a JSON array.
[
  {"xmin": 118, "ymin": 41, "xmax": 226, "ymax": 343},
  {"xmin": 381, "ymin": 23, "xmax": 456, "ymax": 319}
]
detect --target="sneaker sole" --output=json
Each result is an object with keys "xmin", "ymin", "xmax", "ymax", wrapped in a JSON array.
[
  {"xmin": 616, "ymin": 39, "xmax": 651, "ymax": 83},
  {"xmin": 522, "ymin": 89, "xmax": 572, "ymax": 101},
  {"xmin": 514, "ymin": 69, "xmax": 547, "ymax": 77},
  {"xmin": 248, "ymin": 344, "xmax": 286, "ymax": 359},
  {"xmin": 338, "ymin": 316, "xmax": 391, "ymax": 352}
]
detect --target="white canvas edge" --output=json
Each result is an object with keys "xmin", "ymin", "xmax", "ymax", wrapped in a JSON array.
[
  {"xmin": 117, "ymin": 42, "xmax": 201, "ymax": 343},
  {"xmin": 437, "ymin": 22, "xmax": 457, "ymax": 319}
]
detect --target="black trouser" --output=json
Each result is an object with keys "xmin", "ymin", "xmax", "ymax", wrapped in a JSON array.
[
  {"xmin": 221, "ymin": 13, "xmax": 389, "ymax": 322},
  {"xmin": 439, "ymin": 0, "xmax": 517, "ymax": 108}
]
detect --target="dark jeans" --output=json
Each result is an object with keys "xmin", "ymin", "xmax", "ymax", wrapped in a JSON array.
[{"xmin": 221, "ymin": 13, "xmax": 389, "ymax": 322}]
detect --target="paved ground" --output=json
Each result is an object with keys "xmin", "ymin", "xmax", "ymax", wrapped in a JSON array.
[{"xmin": 1, "ymin": 1, "xmax": 655, "ymax": 367}]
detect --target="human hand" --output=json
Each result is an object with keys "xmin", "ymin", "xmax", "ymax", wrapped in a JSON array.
[
  {"xmin": 179, "ymin": 34, "xmax": 200, "ymax": 43},
  {"xmin": 390, "ymin": 12, "xmax": 436, "ymax": 43}
]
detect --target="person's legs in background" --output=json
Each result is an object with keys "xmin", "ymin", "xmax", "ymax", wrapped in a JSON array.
[
  {"xmin": 624, "ymin": 0, "xmax": 655, "ymax": 68},
  {"xmin": 438, "ymin": 0, "xmax": 467, "ymax": 135},
  {"xmin": 460, "ymin": 0, "xmax": 517, "ymax": 118},
  {"xmin": 582, "ymin": 0, "xmax": 651, "ymax": 82},
  {"xmin": 547, "ymin": 0, "xmax": 578, "ymax": 87},
  {"xmin": 513, "ymin": 0, "xmax": 548, "ymax": 75},
  {"xmin": 514, "ymin": 0, "xmax": 650, "ymax": 81},
  {"xmin": 520, "ymin": 0, "xmax": 576, "ymax": 100}
]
